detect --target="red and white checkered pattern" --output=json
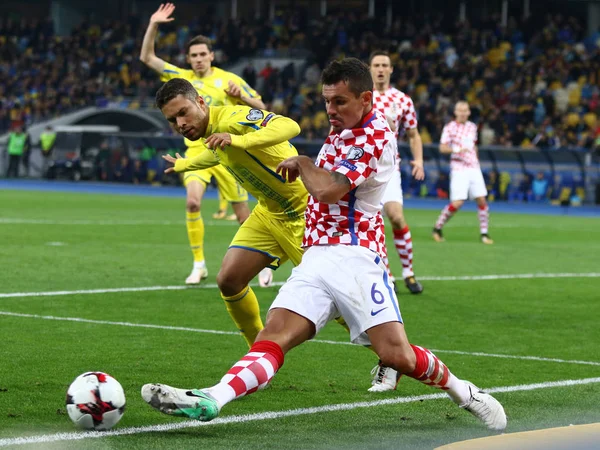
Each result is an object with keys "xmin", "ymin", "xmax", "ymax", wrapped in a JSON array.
[
  {"xmin": 440, "ymin": 120, "xmax": 480, "ymax": 171},
  {"xmin": 303, "ymin": 110, "xmax": 396, "ymax": 258},
  {"xmin": 373, "ymin": 88, "xmax": 418, "ymax": 141},
  {"xmin": 221, "ymin": 351, "xmax": 279, "ymax": 398}
]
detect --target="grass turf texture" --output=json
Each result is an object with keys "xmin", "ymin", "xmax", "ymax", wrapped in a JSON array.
[{"xmin": 0, "ymin": 189, "xmax": 599, "ymax": 449}]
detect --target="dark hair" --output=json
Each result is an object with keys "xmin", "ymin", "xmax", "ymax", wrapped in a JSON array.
[
  {"xmin": 156, "ymin": 78, "xmax": 199, "ymax": 110},
  {"xmin": 186, "ymin": 35, "xmax": 213, "ymax": 54},
  {"xmin": 321, "ymin": 57, "xmax": 373, "ymax": 97},
  {"xmin": 368, "ymin": 50, "xmax": 390, "ymax": 65}
]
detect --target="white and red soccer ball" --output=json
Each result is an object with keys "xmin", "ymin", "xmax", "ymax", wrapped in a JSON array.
[{"xmin": 66, "ymin": 372, "xmax": 126, "ymax": 430}]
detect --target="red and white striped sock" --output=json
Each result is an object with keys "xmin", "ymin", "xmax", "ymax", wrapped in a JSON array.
[
  {"xmin": 478, "ymin": 204, "xmax": 489, "ymax": 234},
  {"xmin": 393, "ymin": 226, "xmax": 414, "ymax": 278},
  {"xmin": 205, "ymin": 340, "xmax": 284, "ymax": 409},
  {"xmin": 408, "ymin": 344, "xmax": 471, "ymax": 406},
  {"xmin": 434, "ymin": 204, "xmax": 457, "ymax": 230}
]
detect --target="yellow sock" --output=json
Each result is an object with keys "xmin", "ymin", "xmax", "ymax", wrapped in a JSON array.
[
  {"xmin": 186, "ymin": 211, "xmax": 205, "ymax": 262},
  {"xmin": 335, "ymin": 316, "xmax": 378, "ymax": 355},
  {"xmin": 222, "ymin": 287, "xmax": 264, "ymax": 348}
]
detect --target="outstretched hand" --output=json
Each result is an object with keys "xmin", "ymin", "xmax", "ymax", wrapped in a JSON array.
[
  {"xmin": 224, "ymin": 80, "xmax": 241, "ymax": 98},
  {"xmin": 410, "ymin": 160, "xmax": 425, "ymax": 181},
  {"xmin": 276, "ymin": 156, "xmax": 302, "ymax": 182},
  {"xmin": 150, "ymin": 3, "xmax": 176, "ymax": 24},
  {"xmin": 162, "ymin": 152, "xmax": 183, "ymax": 173},
  {"xmin": 205, "ymin": 133, "xmax": 232, "ymax": 149}
]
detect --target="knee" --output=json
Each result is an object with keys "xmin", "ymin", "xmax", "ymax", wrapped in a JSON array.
[
  {"xmin": 186, "ymin": 199, "xmax": 200, "ymax": 213},
  {"xmin": 451, "ymin": 200, "xmax": 464, "ymax": 210},
  {"xmin": 379, "ymin": 347, "xmax": 417, "ymax": 375},
  {"xmin": 390, "ymin": 214, "xmax": 406, "ymax": 230},
  {"xmin": 217, "ymin": 269, "xmax": 244, "ymax": 297}
]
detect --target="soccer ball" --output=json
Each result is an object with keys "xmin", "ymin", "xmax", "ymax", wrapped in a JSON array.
[{"xmin": 66, "ymin": 372, "xmax": 126, "ymax": 430}]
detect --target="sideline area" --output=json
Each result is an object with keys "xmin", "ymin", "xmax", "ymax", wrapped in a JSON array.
[
  {"xmin": 1, "ymin": 179, "xmax": 598, "ymax": 217},
  {"xmin": 437, "ymin": 422, "xmax": 600, "ymax": 449}
]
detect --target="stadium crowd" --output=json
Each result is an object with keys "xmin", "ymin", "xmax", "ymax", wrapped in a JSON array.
[{"xmin": 1, "ymin": 9, "xmax": 600, "ymax": 151}]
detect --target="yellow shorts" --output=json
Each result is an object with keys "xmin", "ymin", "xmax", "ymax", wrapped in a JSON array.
[
  {"xmin": 230, "ymin": 206, "xmax": 305, "ymax": 269},
  {"xmin": 183, "ymin": 147, "xmax": 248, "ymax": 203}
]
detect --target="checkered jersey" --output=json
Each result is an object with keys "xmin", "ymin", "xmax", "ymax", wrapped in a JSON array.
[
  {"xmin": 303, "ymin": 110, "xmax": 396, "ymax": 257},
  {"xmin": 372, "ymin": 88, "xmax": 418, "ymax": 141},
  {"xmin": 440, "ymin": 120, "xmax": 480, "ymax": 171}
]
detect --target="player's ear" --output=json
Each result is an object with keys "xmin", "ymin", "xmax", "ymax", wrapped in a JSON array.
[
  {"xmin": 361, "ymin": 91, "xmax": 373, "ymax": 107},
  {"xmin": 209, "ymin": 51, "xmax": 215, "ymax": 63}
]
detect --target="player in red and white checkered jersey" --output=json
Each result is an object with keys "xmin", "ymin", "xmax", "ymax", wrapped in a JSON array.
[
  {"xmin": 300, "ymin": 112, "xmax": 393, "ymax": 257},
  {"xmin": 433, "ymin": 101, "xmax": 493, "ymax": 244},
  {"xmin": 370, "ymin": 51, "xmax": 425, "ymax": 297},
  {"xmin": 140, "ymin": 58, "xmax": 506, "ymax": 433}
]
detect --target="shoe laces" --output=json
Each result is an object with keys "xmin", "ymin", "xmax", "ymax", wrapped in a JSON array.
[{"xmin": 370, "ymin": 364, "xmax": 386, "ymax": 385}]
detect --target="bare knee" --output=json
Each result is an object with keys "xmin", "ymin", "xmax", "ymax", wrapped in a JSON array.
[
  {"xmin": 379, "ymin": 346, "xmax": 417, "ymax": 375},
  {"xmin": 475, "ymin": 197, "xmax": 487, "ymax": 208},
  {"xmin": 385, "ymin": 203, "xmax": 407, "ymax": 229},
  {"xmin": 451, "ymin": 200, "xmax": 464, "ymax": 210},
  {"xmin": 186, "ymin": 198, "xmax": 201, "ymax": 213},
  {"xmin": 389, "ymin": 213, "xmax": 407, "ymax": 230},
  {"xmin": 217, "ymin": 268, "xmax": 245, "ymax": 297}
]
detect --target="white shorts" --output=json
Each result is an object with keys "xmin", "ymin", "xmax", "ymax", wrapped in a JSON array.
[
  {"xmin": 450, "ymin": 168, "xmax": 487, "ymax": 202},
  {"xmin": 381, "ymin": 168, "xmax": 403, "ymax": 205},
  {"xmin": 270, "ymin": 245, "xmax": 403, "ymax": 346}
]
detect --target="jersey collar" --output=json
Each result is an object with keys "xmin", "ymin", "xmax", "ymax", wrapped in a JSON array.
[{"xmin": 360, "ymin": 110, "xmax": 376, "ymax": 128}]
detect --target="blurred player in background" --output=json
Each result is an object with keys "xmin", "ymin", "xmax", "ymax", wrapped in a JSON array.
[
  {"xmin": 369, "ymin": 51, "xmax": 424, "ymax": 296},
  {"xmin": 157, "ymin": 78, "xmax": 308, "ymax": 348},
  {"xmin": 142, "ymin": 59, "xmax": 507, "ymax": 433},
  {"xmin": 433, "ymin": 101, "xmax": 493, "ymax": 244},
  {"xmin": 140, "ymin": 3, "xmax": 273, "ymax": 285}
]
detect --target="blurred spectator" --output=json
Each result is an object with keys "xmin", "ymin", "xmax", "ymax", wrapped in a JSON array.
[
  {"xmin": 532, "ymin": 171, "xmax": 549, "ymax": 201},
  {"xmin": 5, "ymin": 126, "xmax": 27, "ymax": 178},
  {"xmin": 113, "ymin": 155, "xmax": 133, "ymax": 183}
]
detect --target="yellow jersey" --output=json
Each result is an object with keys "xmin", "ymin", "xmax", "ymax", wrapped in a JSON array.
[
  {"xmin": 160, "ymin": 62, "xmax": 261, "ymax": 148},
  {"xmin": 175, "ymin": 106, "xmax": 308, "ymax": 221}
]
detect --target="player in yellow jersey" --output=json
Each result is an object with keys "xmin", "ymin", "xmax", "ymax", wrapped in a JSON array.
[
  {"xmin": 140, "ymin": 3, "xmax": 266, "ymax": 285},
  {"xmin": 156, "ymin": 78, "xmax": 308, "ymax": 347}
]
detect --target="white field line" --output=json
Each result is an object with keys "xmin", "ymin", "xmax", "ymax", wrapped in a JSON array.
[
  {"xmin": 0, "ymin": 218, "xmax": 237, "ymax": 227},
  {"xmin": 1, "ymin": 377, "xmax": 599, "ymax": 447},
  {"xmin": 1, "ymin": 311, "xmax": 600, "ymax": 368},
  {"xmin": 1, "ymin": 272, "xmax": 598, "ymax": 300}
]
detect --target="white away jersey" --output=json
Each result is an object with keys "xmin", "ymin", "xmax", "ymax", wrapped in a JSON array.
[
  {"xmin": 440, "ymin": 120, "xmax": 480, "ymax": 171},
  {"xmin": 303, "ymin": 110, "xmax": 396, "ymax": 257},
  {"xmin": 372, "ymin": 88, "xmax": 418, "ymax": 140}
]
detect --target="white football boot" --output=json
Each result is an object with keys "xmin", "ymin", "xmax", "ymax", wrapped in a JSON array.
[
  {"xmin": 368, "ymin": 363, "xmax": 400, "ymax": 392},
  {"xmin": 459, "ymin": 381, "xmax": 507, "ymax": 431},
  {"xmin": 185, "ymin": 265, "xmax": 208, "ymax": 285},
  {"xmin": 258, "ymin": 267, "xmax": 274, "ymax": 288}
]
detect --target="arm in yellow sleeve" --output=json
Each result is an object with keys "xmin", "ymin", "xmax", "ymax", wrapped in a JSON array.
[
  {"xmin": 174, "ymin": 149, "xmax": 219, "ymax": 172},
  {"xmin": 229, "ymin": 116, "xmax": 301, "ymax": 150}
]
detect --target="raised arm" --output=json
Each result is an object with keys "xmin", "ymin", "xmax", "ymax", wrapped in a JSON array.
[{"xmin": 139, "ymin": 3, "xmax": 175, "ymax": 74}]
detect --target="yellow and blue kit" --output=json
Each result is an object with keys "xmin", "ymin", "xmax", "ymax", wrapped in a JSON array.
[
  {"xmin": 174, "ymin": 105, "xmax": 308, "ymax": 268},
  {"xmin": 161, "ymin": 62, "xmax": 261, "ymax": 201}
]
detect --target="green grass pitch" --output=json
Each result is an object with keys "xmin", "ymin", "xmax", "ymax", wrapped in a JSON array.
[{"xmin": 0, "ymin": 189, "xmax": 599, "ymax": 449}]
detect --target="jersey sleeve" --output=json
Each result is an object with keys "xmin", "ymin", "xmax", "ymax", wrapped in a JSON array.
[
  {"xmin": 400, "ymin": 97, "xmax": 418, "ymax": 131},
  {"xmin": 331, "ymin": 131, "xmax": 382, "ymax": 190},
  {"xmin": 226, "ymin": 108, "xmax": 300, "ymax": 150},
  {"xmin": 440, "ymin": 124, "xmax": 452, "ymax": 145},
  {"xmin": 233, "ymin": 74, "xmax": 261, "ymax": 100},
  {"xmin": 160, "ymin": 62, "xmax": 186, "ymax": 82},
  {"xmin": 175, "ymin": 150, "xmax": 219, "ymax": 172}
]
